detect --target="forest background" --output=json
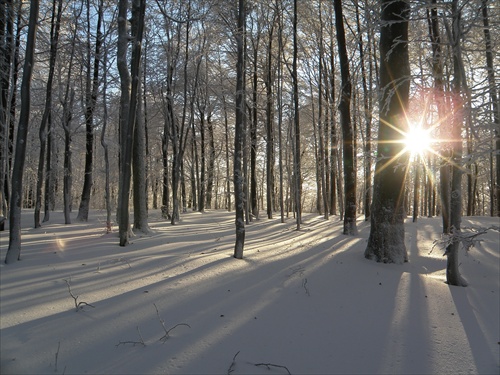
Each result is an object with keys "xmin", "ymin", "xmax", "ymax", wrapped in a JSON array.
[{"xmin": 0, "ymin": 0, "xmax": 499, "ymax": 265}]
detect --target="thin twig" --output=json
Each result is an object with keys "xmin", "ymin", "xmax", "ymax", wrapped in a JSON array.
[
  {"xmin": 255, "ymin": 363, "xmax": 291, "ymax": 374},
  {"xmin": 54, "ymin": 341, "xmax": 60, "ymax": 373},
  {"xmin": 63, "ymin": 278, "xmax": 95, "ymax": 312},
  {"xmin": 116, "ymin": 326, "xmax": 146, "ymax": 347},
  {"xmin": 153, "ymin": 303, "xmax": 191, "ymax": 342},
  {"xmin": 227, "ymin": 350, "xmax": 240, "ymax": 374},
  {"xmin": 302, "ymin": 278, "xmax": 310, "ymax": 296}
]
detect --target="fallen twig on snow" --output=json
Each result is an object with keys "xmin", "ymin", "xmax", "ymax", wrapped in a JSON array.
[
  {"xmin": 153, "ymin": 303, "xmax": 191, "ymax": 342},
  {"xmin": 116, "ymin": 326, "xmax": 146, "ymax": 347},
  {"xmin": 63, "ymin": 278, "xmax": 95, "ymax": 312},
  {"xmin": 255, "ymin": 362, "xmax": 291, "ymax": 374},
  {"xmin": 227, "ymin": 350, "xmax": 240, "ymax": 374}
]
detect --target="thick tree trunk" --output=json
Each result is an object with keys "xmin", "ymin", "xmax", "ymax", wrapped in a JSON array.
[
  {"xmin": 5, "ymin": 0, "xmax": 39, "ymax": 264},
  {"xmin": 117, "ymin": 0, "xmax": 145, "ymax": 245},
  {"xmin": 334, "ymin": 0, "xmax": 357, "ymax": 235},
  {"xmin": 445, "ymin": 0, "xmax": 467, "ymax": 287},
  {"xmin": 365, "ymin": 0, "xmax": 410, "ymax": 264}
]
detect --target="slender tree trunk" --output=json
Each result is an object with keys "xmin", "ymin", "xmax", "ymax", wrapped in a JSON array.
[
  {"xmin": 132, "ymin": 65, "xmax": 150, "ymax": 233},
  {"xmin": 445, "ymin": 0, "xmax": 467, "ymax": 287},
  {"xmin": 77, "ymin": 0, "xmax": 103, "ymax": 222},
  {"xmin": 234, "ymin": 0, "xmax": 246, "ymax": 259},
  {"xmin": 5, "ymin": 0, "xmax": 39, "ymax": 264},
  {"xmin": 205, "ymin": 112, "xmax": 215, "ymax": 208},
  {"xmin": 365, "ymin": 0, "xmax": 410, "ymax": 264},
  {"xmin": 481, "ymin": 0, "xmax": 500, "ymax": 216},
  {"xmin": 334, "ymin": 0, "xmax": 357, "ymax": 235},
  {"xmin": 292, "ymin": 0, "xmax": 301, "ymax": 230},
  {"xmin": 34, "ymin": 0, "xmax": 62, "ymax": 228},
  {"xmin": 101, "ymin": 44, "xmax": 111, "ymax": 232}
]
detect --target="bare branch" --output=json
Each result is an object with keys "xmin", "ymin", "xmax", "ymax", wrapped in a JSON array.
[
  {"xmin": 255, "ymin": 362, "xmax": 292, "ymax": 374},
  {"xmin": 116, "ymin": 326, "xmax": 146, "ymax": 347},
  {"xmin": 63, "ymin": 278, "xmax": 95, "ymax": 312},
  {"xmin": 227, "ymin": 350, "xmax": 240, "ymax": 374},
  {"xmin": 153, "ymin": 303, "xmax": 191, "ymax": 342}
]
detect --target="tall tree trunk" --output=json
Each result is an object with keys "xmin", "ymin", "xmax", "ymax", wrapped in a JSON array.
[
  {"xmin": 445, "ymin": 0, "xmax": 467, "ymax": 287},
  {"xmin": 0, "ymin": 0, "xmax": 14, "ymax": 218},
  {"xmin": 481, "ymin": 0, "xmax": 500, "ymax": 216},
  {"xmin": 205, "ymin": 112, "xmax": 215, "ymax": 209},
  {"xmin": 34, "ymin": 0, "xmax": 62, "ymax": 228},
  {"xmin": 334, "ymin": 0, "xmax": 357, "ymax": 235},
  {"xmin": 234, "ymin": 0, "xmax": 246, "ymax": 259},
  {"xmin": 365, "ymin": 0, "xmax": 410, "ymax": 264},
  {"xmin": 250, "ymin": 36, "xmax": 259, "ymax": 219},
  {"xmin": 77, "ymin": 0, "xmax": 103, "ymax": 222},
  {"xmin": 292, "ymin": 0, "xmax": 301, "ymax": 230},
  {"xmin": 356, "ymin": 3, "xmax": 373, "ymax": 221},
  {"xmin": 117, "ymin": 0, "xmax": 146, "ymax": 245},
  {"xmin": 5, "ymin": 0, "xmax": 39, "ymax": 264}
]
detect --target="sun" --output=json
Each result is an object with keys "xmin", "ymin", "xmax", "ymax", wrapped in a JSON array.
[{"xmin": 404, "ymin": 125, "xmax": 433, "ymax": 157}]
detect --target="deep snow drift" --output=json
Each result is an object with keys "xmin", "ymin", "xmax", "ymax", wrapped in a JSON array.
[{"xmin": 1, "ymin": 209, "xmax": 499, "ymax": 374}]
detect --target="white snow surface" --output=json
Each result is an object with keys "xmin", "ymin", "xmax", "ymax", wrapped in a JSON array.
[{"xmin": 0, "ymin": 210, "xmax": 498, "ymax": 375}]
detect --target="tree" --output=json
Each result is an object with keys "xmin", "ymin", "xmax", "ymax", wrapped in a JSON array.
[
  {"xmin": 292, "ymin": 0, "xmax": 301, "ymax": 230},
  {"xmin": 444, "ymin": 0, "xmax": 467, "ymax": 287},
  {"xmin": 365, "ymin": 0, "xmax": 410, "ymax": 264},
  {"xmin": 76, "ymin": 0, "xmax": 103, "ymax": 222},
  {"xmin": 234, "ymin": 0, "xmax": 246, "ymax": 259},
  {"xmin": 117, "ymin": 0, "xmax": 146, "ymax": 246},
  {"xmin": 5, "ymin": 0, "xmax": 39, "ymax": 264},
  {"xmin": 334, "ymin": 0, "xmax": 357, "ymax": 235},
  {"xmin": 34, "ymin": 0, "xmax": 62, "ymax": 228}
]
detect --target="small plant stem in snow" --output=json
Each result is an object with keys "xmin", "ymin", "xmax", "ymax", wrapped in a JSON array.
[
  {"xmin": 63, "ymin": 278, "xmax": 95, "ymax": 311},
  {"xmin": 153, "ymin": 303, "xmax": 191, "ymax": 342},
  {"xmin": 227, "ymin": 350, "xmax": 240, "ymax": 374},
  {"xmin": 255, "ymin": 362, "xmax": 292, "ymax": 374},
  {"xmin": 54, "ymin": 341, "xmax": 60, "ymax": 373}
]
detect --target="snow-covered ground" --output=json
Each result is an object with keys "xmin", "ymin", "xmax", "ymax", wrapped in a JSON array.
[{"xmin": 1, "ymin": 209, "xmax": 498, "ymax": 374}]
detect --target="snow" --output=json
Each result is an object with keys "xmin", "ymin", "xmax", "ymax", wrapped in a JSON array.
[{"xmin": 1, "ymin": 209, "xmax": 499, "ymax": 375}]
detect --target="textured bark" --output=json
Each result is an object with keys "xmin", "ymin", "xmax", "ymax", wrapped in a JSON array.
[
  {"xmin": 34, "ymin": 0, "xmax": 62, "ymax": 228},
  {"xmin": 334, "ymin": 0, "xmax": 357, "ymax": 235},
  {"xmin": 77, "ymin": 0, "xmax": 103, "ymax": 222},
  {"xmin": 118, "ymin": 0, "xmax": 145, "ymax": 245},
  {"xmin": 445, "ymin": 0, "xmax": 467, "ymax": 287},
  {"xmin": 365, "ymin": 0, "xmax": 410, "ymax": 264},
  {"xmin": 292, "ymin": 0, "xmax": 301, "ymax": 229},
  {"xmin": 481, "ymin": 0, "xmax": 500, "ymax": 216},
  {"xmin": 234, "ymin": 0, "xmax": 246, "ymax": 259},
  {"xmin": 5, "ymin": 0, "xmax": 39, "ymax": 264}
]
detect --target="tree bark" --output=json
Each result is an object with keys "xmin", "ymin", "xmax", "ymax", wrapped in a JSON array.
[
  {"xmin": 77, "ymin": 0, "xmax": 103, "ymax": 222},
  {"xmin": 5, "ymin": 0, "xmax": 39, "ymax": 264},
  {"xmin": 117, "ymin": 0, "xmax": 146, "ymax": 245},
  {"xmin": 365, "ymin": 0, "xmax": 410, "ymax": 264},
  {"xmin": 334, "ymin": 0, "xmax": 357, "ymax": 235},
  {"xmin": 34, "ymin": 0, "xmax": 62, "ymax": 228},
  {"xmin": 234, "ymin": 0, "xmax": 246, "ymax": 259}
]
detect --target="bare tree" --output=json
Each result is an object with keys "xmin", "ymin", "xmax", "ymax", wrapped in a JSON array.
[
  {"xmin": 234, "ymin": 0, "xmax": 246, "ymax": 259},
  {"xmin": 34, "ymin": 0, "xmax": 62, "ymax": 228},
  {"xmin": 76, "ymin": 0, "xmax": 103, "ymax": 222},
  {"xmin": 365, "ymin": 0, "xmax": 410, "ymax": 264},
  {"xmin": 334, "ymin": 0, "xmax": 357, "ymax": 235},
  {"xmin": 5, "ymin": 0, "xmax": 39, "ymax": 264},
  {"xmin": 117, "ymin": 0, "xmax": 146, "ymax": 246}
]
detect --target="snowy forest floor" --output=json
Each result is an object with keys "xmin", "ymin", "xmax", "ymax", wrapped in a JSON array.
[{"xmin": 0, "ymin": 209, "xmax": 499, "ymax": 375}]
